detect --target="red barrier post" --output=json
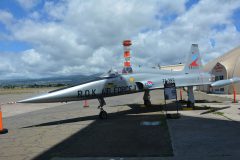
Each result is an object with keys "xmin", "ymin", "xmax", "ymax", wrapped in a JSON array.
[
  {"xmin": 83, "ymin": 100, "xmax": 89, "ymax": 107},
  {"xmin": 233, "ymin": 85, "xmax": 237, "ymax": 103},
  {"xmin": 180, "ymin": 88, "xmax": 183, "ymax": 101},
  {"xmin": 0, "ymin": 106, "xmax": 8, "ymax": 134}
]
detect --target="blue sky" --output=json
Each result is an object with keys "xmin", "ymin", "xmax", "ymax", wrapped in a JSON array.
[
  {"xmin": 232, "ymin": 8, "xmax": 240, "ymax": 32},
  {"xmin": 0, "ymin": 0, "xmax": 240, "ymax": 79},
  {"xmin": 0, "ymin": 0, "xmax": 27, "ymax": 19},
  {"xmin": 185, "ymin": 0, "xmax": 199, "ymax": 10}
]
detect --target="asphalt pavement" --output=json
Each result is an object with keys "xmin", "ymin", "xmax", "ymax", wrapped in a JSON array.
[{"xmin": 0, "ymin": 89, "xmax": 240, "ymax": 160}]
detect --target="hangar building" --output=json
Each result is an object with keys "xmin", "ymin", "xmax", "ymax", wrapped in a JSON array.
[
  {"xmin": 160, "ymin": 46, "xmax": 240, "ymax": 94},
  {"xmin": 198, "ymin": 46, "xmax": 240, "ymax": 94},
  {"xmin": 160, "ymin": 64, "xmax": 184, "ymax": 71}
]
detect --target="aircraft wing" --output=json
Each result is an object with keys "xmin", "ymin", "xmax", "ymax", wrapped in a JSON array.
[
  {"xmin": 211, "ymin": 77, "xmax": 240, "ymax": 87},
  {"xmin": 134, "ymin": 76, "xmax": 240, "ymax": 91}
]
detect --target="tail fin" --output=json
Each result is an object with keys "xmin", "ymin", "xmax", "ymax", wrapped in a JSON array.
[{"xmin": 184, "ymin": 44, "xmax": 203, "ymax": 74}]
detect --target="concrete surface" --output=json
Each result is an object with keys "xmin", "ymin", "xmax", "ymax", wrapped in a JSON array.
[
  {"xmin": 0, "ymin": 88, "xmax": 62, "ymax": 117},
  {"xmin": 0, "ymin": 89, "xmax": 240, "ymax": 160},
  {"xmin": 211, "ymin": 93, "xmax": 240, "ymax": 101}
]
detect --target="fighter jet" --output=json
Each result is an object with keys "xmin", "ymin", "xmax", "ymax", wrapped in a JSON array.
[{"xmin": 18, "ymin": 44, "xmax": 240, "ymax": 119}]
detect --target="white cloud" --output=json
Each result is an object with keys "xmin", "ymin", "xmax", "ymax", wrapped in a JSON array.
[
  {"xmin": 0, "ymin": 10, "xmax": 14, "ymax": 26},
  {"xmin": 43, "ymin": 0, "xmax": 67, "ymax": 20},
  {"xmin": 155, "ymin": 0, "xmax": 186, "ymax": 16},
  {"xmin": 21, "ymin": 49, "xmax": 41, "ymax": 65},
  {"xmin": 0, "ymin": 0, "xmax": 240, "ymax": 79},
  {"xmin": 16, "ymin": 0, "xmax": 39, "ymax": 10}
]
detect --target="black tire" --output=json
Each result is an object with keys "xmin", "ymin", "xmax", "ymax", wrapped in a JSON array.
[
  {"xmin": 99, "ymin": 110, "xmax": 108, "ymax": 119},
  {"xmin": 144, "ymin": 100, "xmax": 151, "ymax": 106}
]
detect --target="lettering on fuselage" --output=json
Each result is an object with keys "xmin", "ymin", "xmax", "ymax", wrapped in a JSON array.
[
  {"xmin": 77, "ymin": 85, "xmax": 137, "ymax": 98},
  {"xmin": 162, "ymin": 78, "xmax": 175, "ymax": 84},
  {"xmin": 78, "ymin": 89, "xmax": 96, "ymax": 97}
]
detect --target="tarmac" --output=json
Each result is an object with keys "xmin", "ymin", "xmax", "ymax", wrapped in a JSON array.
[{"xmin": 0, "ymin": 89, "xmax": 240, "ymax": 160}]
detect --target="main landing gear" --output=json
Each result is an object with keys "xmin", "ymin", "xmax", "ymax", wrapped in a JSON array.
[
  {"xmin": 143, "ymin": 90, "xmax": 152, "ymax": 106},
  {"xmin": 98, "ymin": 98, "xmax": 107, "ymax": 119},
  {"xmin": 187, "ymin": 86, "xmax": 195, "ymax": 107}
]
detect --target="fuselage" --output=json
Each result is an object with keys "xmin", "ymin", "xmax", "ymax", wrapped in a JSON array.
[{"xmin": 18, "ymin": 71, "xmax": 212, "ymax": 103}]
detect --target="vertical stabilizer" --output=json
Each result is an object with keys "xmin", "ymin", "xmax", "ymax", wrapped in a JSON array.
[{"xmin": 184, "ymin": 44, "xmax": 203, "ymax": 74}]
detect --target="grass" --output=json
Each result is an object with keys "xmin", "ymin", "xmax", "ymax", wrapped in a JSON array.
[
  {"xmin": 213, "ymin": 111, "xmax": 224, "ymax": 116},
  {"xmin": 212, "ymin": 111, "xmax": 233, "ymax": 121},
  {"xmin": 194, "ymin": 105, "xmax": 211, "ymax": 110}
]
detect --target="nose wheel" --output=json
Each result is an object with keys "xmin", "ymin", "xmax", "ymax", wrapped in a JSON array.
[
  {"xmin": 99, "ymin": 109, "xmax": 107, "ymax": 119},
  {"xmin": 143, "ymin": 90, "xmax": 151, "ymax": 106},
  {"xmin": 98, "ymin": 98, "xmax": 107, "ymax": 119}
]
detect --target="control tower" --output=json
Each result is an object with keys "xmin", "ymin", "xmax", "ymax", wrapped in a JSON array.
[{"xmin": 122, "ymin": 40, "xmax": 133, "ymax": 74}]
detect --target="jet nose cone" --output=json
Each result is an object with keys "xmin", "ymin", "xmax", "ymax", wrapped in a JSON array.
[
  {"xmin": 17, "ymin": 94, "xmax": 51, "ymax": 103},
  {"xmin": 17, "ymin": 98, "xmax": 34, "ymax": 103},
  {"xmin": 17, "ymin": 99, "xmax": 27, "ymax": 103},
  {"xmin": 17, "ymin": 97, "xmax": 41, "ymax": 103}
]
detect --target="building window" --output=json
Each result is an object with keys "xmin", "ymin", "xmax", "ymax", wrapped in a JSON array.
[{"xmin": 215, "ymin": 75, "xmax": 224, "ymax": 81}]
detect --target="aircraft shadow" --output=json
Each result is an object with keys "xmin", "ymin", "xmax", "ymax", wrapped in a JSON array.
[
  {"xmin": 13, "ymin": 101, "xmax": 239, "ymax": 159},
  {"xmin": 23, "ymin": 102, "xmax": 214, "ymax": 128},
  {"xmin": 23, "ymin": 104, "xmax": 165, "ymax": 128},
  {"xmin": 31, "ymin": 103, "xmax": 174, "ymax": 159},
  {"xmin": 29, "ymin": 107, "xmax": 240, "ymax": 159}
]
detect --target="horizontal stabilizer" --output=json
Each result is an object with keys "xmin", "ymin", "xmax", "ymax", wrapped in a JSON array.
[{"xmin": 211, "ymin": 77, "xmax": 240, "ymax": 87}]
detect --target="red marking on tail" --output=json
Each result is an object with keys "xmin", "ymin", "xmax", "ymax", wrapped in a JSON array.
[{"xmin": 190, "ymin": 58, "xmax": 199, "ymax": 67}]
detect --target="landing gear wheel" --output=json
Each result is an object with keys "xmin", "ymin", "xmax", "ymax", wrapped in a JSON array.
[
  {"xmin": 97, "ymin": 97, "xmax": 107, "ymax": 119},
  {"xmin": 99, "ymin": 110, "xmax": 108, "ymax": 119},
  {"xmin": 144, "ymin": 100, "xmax": 151, "ymax": 106},
  {"xmin": 143, "ymin": 90, "xmax": 151, "ymax": 106}
]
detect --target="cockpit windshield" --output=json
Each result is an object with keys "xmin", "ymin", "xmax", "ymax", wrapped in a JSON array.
[
  {"xmin": 49, "ymin": 69, "xmax": 120, "ymax": 93},
  {"xmin": 100, "ymin": 68, "xmax": 119, "ymax": 78}
]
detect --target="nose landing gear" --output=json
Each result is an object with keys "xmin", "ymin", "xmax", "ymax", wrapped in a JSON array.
[
  {"xmin": 98, "ymin": 98, "xmax": 107, "ymax": 119},
  {"xmin": 143, "ymin": 90, "xmax": 151, "ymax": 106},
  {"xmin": 99, "ymin": 109, "xmax": 107, "ymax": 119}
]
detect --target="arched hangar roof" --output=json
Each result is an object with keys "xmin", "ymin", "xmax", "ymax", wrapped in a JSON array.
[{"xmin": 204, "ymin": 46, "xmax": 240, "ymax": 78}]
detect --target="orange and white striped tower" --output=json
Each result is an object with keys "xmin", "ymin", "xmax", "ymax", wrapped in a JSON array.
[{"xmin": 122, "ymin": 40, "xmax": 133, "ymax": 74}]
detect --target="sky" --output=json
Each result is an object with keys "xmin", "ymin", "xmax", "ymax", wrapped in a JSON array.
[{"xmin": 0, "ymin": 0, "xmax": 240, "ymax": 79}]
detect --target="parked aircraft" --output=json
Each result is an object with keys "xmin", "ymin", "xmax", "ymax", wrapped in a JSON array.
[{"xmin": 18, "ymin": 44, "xmax": 240, "ymax": 119}]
